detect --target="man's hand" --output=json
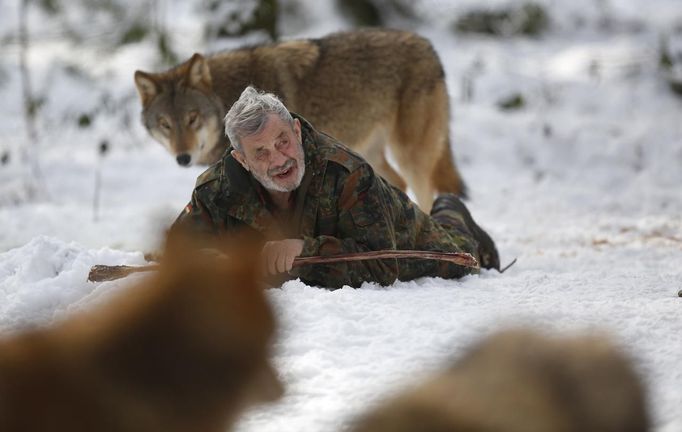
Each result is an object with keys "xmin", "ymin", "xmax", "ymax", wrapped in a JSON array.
[{"xmin": 261, "ymin": 239, "xmax": 304, "ymax": 275}]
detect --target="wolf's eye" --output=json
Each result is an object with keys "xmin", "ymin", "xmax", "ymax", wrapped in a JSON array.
[
  {"xmin": 159, "ymin": 118, "xmax": 171, "ymax": 131},
  {"xmin": 187, "ymin": 111, "xmax": 199, "ymax": 127}
]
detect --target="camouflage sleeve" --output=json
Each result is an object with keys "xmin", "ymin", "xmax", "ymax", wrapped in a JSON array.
[
  {"xmin": 172, "ymin": 190, "xmax": 218, "ymax": 237},
  {"xmin": 294, "ymin": 164, "xmax": 399, "ymax": 289}
]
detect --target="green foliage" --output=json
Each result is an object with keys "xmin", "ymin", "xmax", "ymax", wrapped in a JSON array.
[
  {"xmin": 205, "ymin": 0, "xmax": 278, "ymax": 41},
  {"xmin": 80, "ymin": 0, "xmax": 125, "ymax": 17},
  {"xmin": 157, "ymin": 31, "xmax": 179, "ymax": 66},
  {"xmin": 386, "ymin": 0, "xmax": 417, "ymax": 21},
  {"xmin": 24, "ymin": 0, "xmax": 159, "ymax": 53},
  {"xmin": 336, "ymin": 0, "xmax": 418, "ymax": 27},
  {"xmin": 77, "ymin": 113, "xmax": 92, "ymax": 128},
  {"xmin": 518, "ymin": 3, "xmax": 548, "ymax": 35},
  {"xmin": 253, "ymin": 0, "xmax": 278, "ymax": 39},
  {"xmin": 498, "ymin": 93, "xmax": 526, "ymax": 111},
  {"xmin": 34, "ymin": 0, "xmax": 61, "ymax": 15},
  {"xmin": 669, "ymin": 81, "xmax": 682, "ymax": 97},
  {"xmin": 659, "ymin": 33, "xmax": 682, "ymax": 97},
  {"xmin": 660, "ymin": 49, "xmax": 673, "ymax": 69},
  {"xmin": 26, "ymin": 96, "xmax": 45, "ymax": 119},
  {"xmin": 120, "ymin": 22, "xmax": 150, "ymax": 45},
  {"xmin": 454, "ymin": 3, "xmax": 549, "ymax": 37},
  {"xmin": 337, "ymin": 0, "xmax": 383, "ymax": 26}
]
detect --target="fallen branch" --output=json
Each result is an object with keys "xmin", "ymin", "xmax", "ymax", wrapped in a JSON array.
[{"xmin": 88, "ymin": 250, "xmax": 479, "ymax": 283}]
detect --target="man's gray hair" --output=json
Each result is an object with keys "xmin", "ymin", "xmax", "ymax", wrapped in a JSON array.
[{"xmin": 224, "ymin": 86, "xmax": 294, "ymax": 152}]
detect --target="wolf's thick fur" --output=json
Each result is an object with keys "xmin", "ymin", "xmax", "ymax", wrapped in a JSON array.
[
  {"xmin": 0, "ymin": 233, "xmax": 282, "ymax": 432},
  {"xmin": 135, "ymin": 29, "xmax": 466, "ymax": 211},
  {"xmin": 351, "ymin": 329, "xmax": 649, "ymax": 432}
]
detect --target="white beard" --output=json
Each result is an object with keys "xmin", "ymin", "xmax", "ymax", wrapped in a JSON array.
[{"xmin": 249, "ymin": 138, "xmax": 306, "ymax": 193}]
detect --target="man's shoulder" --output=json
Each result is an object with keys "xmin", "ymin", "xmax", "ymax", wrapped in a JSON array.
[
  {"xmin": 193, "ymin": 155, "xmax": 252, "ymax": 209},
  {"xmin": 314, "ymin": 133, "xmax": 369, "ymax": 174},
  {"xmin": 296, "ymin": 112, "xmax": 370, "ymax": 175},
  {"xmin": 194, "ymin": 159, "xmax": 224, "ymax": 190}
]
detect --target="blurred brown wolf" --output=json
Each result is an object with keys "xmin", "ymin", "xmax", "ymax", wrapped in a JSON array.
[
  {"xmin": 134, "ymin": 29, "xmax": 466, "ymax": 211},
  {"xmin": 351, "ymin": 329, "xmax": 649, "ymax": 432},
  {"xmin": 0, "ymin": 232, "xmax": 282, "ymax": 432}
]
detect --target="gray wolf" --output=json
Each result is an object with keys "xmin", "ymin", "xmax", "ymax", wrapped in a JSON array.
[
  {"xmin": 0, "ymin": 232, "xmax": 282, "ymax": 432},
  {"xmin": 351, "ymin": 329, "xmax": 649, "ymax": 432},
  {"xmin": 134, "ymin": 29, "xmax": 467, "ymax": 211}
]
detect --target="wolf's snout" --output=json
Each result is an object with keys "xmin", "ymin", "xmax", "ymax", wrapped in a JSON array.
[{"xmin": 176, "ymin": 154, "xmax": 191, "ymax": 166}]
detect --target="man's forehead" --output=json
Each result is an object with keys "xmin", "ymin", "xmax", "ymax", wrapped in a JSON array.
[{"xmin": 243, "ymin": 115, "xmax": 289, "ymax": 149}]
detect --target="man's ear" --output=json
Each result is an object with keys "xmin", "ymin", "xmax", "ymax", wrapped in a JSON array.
[
  {"xmin": 231, "ymin": 149, "xmax": 249, "ymax": 172},
  {"xmin": 293, "ymin": 118, "xmax": 301, "ymax": 142}
]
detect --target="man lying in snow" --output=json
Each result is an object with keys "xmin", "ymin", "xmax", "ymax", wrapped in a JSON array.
[{"xmin": 175, "ymin": 86, "xmax": 500, "ymax": 289}]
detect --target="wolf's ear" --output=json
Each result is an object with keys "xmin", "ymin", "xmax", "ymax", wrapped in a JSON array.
[
  {"xmin": 187, "ymin": 53, "xmax": 213, "ymax": 92},
  {"xmin": 134, "ymin": 71, "xmax": 159, "ymax": 106}
]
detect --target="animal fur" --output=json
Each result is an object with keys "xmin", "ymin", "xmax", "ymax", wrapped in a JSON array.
[
  {"xmin": 350, "ymin": 329, "xmax": 650, "ymax": 432},
  {"xmin": 0, "ymin": 232, "xmax": 282, "ymax": 432},
  {"xmin": 134, "ymin": 29, "xmax": 467, "ymax": 211}
]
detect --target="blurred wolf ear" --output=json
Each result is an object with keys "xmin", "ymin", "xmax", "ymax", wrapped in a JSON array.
[
  {"xmin": 186, "ymin": 53, "xmax": 213, "ymax": 92},
  {"xmin": 134, "ymin": 71, "xmax": 159, "ymax": 106}
]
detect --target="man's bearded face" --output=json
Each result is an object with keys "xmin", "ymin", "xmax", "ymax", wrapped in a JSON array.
[{"xmin": 237, "ymin": 115, "xmax": 305, "ymax": 193}]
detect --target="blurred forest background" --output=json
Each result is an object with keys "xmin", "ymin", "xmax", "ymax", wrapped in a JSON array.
[{"xmin": 0, "ymin": 0, "xmax": 681, "ymax": 203}]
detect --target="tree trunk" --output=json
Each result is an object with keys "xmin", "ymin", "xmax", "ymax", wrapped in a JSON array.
[{"xmin": 18, "ymin": 0, "xmax": 46, "ymax": 200}]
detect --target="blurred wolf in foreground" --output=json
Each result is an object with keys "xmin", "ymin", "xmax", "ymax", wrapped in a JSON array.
[
  {"xmin": 351, "ymin": 329, "xmax": 649, "ymax": 432},
  {"xmin": 0, "ymin": 232, "xmax": 282, "ymax": 432},
  {"xmin": 134, "ymin": 29, "xmax": 466, "ymax": 211}
]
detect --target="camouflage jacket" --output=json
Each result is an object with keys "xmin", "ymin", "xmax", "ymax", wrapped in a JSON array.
[{"xmin": 175, "ymin": 114, "xmax": 479, "ymax": 289}]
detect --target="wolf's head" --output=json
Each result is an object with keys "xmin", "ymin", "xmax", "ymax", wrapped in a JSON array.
[{"xmin": 135, "ymin": 54, "xmax": 226, "ymax": 167}]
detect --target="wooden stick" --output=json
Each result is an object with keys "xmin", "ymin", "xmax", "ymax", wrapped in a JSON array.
[
  {"xmin": 88, "ymin": 250, "xmax": 479, "ymax": 283},
  {"xmin": 88, "ymin": 264, "xmax": 160, "ymax": 282}
]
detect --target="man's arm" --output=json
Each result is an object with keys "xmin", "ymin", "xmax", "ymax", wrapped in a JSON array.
[
  {"xmin": 173, "ymin": 191, "xmax": 218, "ymax": 237},
  {"xmin": 293, "ymin": 164, "xmax": 400, "ymax": 289}
]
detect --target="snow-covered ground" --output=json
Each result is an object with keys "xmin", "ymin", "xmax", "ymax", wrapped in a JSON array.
[{"xmin": 0, "ymin": 1, "xmax": 681, "ymax": 431}]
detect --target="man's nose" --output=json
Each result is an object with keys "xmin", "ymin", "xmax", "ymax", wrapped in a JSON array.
[{"xmin": 269, "ymin": 148, "xmax": 288, "ymax": 167}]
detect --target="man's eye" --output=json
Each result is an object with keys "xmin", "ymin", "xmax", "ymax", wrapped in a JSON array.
[
  {"xmin": 256, "ymin": 151, "xmax": 268, "ymax": 160},
  {"xmin": 277, "ymin": 140, "xmax": 288, "ymax": 150}
]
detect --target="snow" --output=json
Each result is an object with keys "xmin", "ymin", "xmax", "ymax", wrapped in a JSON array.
[
  {"xmin": 0, "ymin": 0, "xmax": 681, "ymax": 431},
  {"xmin": 0, "ymin": 236, "xmax": 148, "ymax": 332}
]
